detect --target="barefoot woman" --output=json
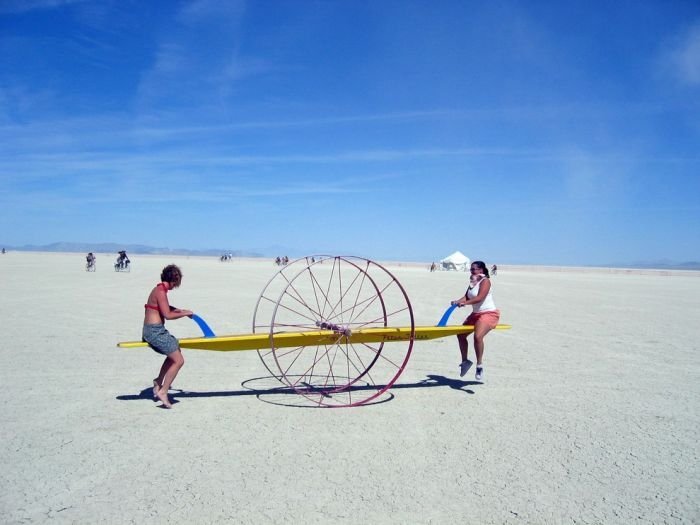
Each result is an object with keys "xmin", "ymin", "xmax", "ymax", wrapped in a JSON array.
[{"xmin": 143, "ymin": 264, "xmax": 193, "ymax": 408}]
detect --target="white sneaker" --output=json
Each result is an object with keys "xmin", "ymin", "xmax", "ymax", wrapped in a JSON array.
[
  {"xmin": 459, "ymin": 360, "xmax": 473, "ymax": 377},
  {"xmin": 475, "ymin": 366, "xmax": 484, "ymax": 381}
]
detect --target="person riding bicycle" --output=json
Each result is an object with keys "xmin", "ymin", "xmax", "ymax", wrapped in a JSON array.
[{"xmin": 116, "ymin": 251, "xmax": 130, "ymax": 269}]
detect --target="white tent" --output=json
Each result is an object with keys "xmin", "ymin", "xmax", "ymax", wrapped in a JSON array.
[{"xmin": 440, "ymin": 251, "xmax": 470, "ymax": 271}]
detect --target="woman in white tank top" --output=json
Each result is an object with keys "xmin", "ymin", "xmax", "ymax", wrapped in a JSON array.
[{"xmin": 451, "ymin": 260, "xmax": 500, "ymax": 381}]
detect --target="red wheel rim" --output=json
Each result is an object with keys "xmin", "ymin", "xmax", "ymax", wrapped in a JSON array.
[{"xmin": 255, "ymin": 256, "xmax": 414, "ymax": 407}]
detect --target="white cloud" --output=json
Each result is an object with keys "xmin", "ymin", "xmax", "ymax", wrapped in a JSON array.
[
  {"xmin": 134, "ymin": 2, "xmax": 251, "ymax": 114},
  {"xmin": 0, "ymin": 0, "xmax": 89, "ymax": 15},
  {"xmin": 178, "ymin": 0, "xmax": 246, "ymax": 24},
  {"xmin": 667, "ymin": 21, "xmax": 700, "ymax": 86}
]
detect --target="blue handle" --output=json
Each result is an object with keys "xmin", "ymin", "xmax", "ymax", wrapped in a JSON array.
[
  {"xmin": 191, "ymin": 314, "xmax": 215, "ymax": 337},
  {"xmin": 436, "ymin": 304, "xmax": 459, "ymax": 327}
]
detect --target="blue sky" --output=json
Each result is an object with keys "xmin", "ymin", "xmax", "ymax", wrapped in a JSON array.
[{"xmin": 1, "ymin": 0, "xmax": 699, "ymax": 265}]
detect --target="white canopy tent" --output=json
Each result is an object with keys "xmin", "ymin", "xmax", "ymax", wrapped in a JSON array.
[{"xmin": 440, "ymin": 251, "xmax": 470, "ymax": 271}]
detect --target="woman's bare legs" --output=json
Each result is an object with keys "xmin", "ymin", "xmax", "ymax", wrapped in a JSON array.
[
  {"xmin": 153, "ymin": 359, "xmax": 170, "ymax": 397},
  {"xmin": 473, "ymin": 322, "xmax": 494, "ymax": 380},
  {"xmin": 457, "ymin": 333, "xmax": 469, "ymax": 362},
  {"xmin": 473, "ymin": 322, "xmax": 493, "ymax": 366},
  {"xmin": 457, "ymin": 320, "xmax": 494, "ymax": 377},
  {"xmin": 457, "ymin": 326, "xmax": 473, "ymax": 376},
  {"xmin": 155, "ymin": 349, "xmax": 184, "ymax": 408},
  {"xmin": 474, "ymin": 323, "xmax": 491, "ymax": 366}
]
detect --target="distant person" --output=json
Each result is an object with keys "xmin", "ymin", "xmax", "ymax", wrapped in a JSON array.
[
  {"xmin": 1, "ymin": 248, "xmax": 5, "ymax": 254},
  {"xmin": 116, "ymin": 250, "xmax": 130, "ymax": 270},
  {"xmin": 491, "ymin": 264, "xmax": 497, "ymax": 276},
  {"xmin": 450, "ymin": 260, "xmax": 500, "ymax": 381},
  {"xmin": 142, "ymin": 264, "xmax": 193, "ymax": 408},
  {"xmin": 86, "ymin": 252, "xmax": 96, "ymax": 270},
  {"xmin": 430, "ymin": 262, "xmax": 437, "ymax": 272}
]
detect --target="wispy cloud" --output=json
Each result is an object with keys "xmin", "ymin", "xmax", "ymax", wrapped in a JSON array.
[
  {"xmin": 0, "ymin": 165, "xmax": 391, "ymax": 211},
  {"xmin": 2, "ymin": 112, "xmax": 699, "ymax": 184},
  {"xmin": 3, "ymin": 101, "xmax": 688, "ymax": 146},
  {"xmin": 135, "ymin": 1, "xmax": 252, "ymax": 114},
  {"xmin": 663, "ymin": 20, "xmax": 700, "ymax": 86},
  {"xmin": 177, "ymin": 0, "xmax": 246, "ymax": 24},
  {"xmin": 0, "ymin": 0, "xmax": 89, "ymax": 15}
]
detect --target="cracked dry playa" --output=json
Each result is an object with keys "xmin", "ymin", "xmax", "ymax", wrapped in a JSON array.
[{"xmin": 0, "ymin": 252, "xmax": 698, "ymax": 523}]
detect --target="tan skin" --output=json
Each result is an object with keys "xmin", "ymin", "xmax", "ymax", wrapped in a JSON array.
[
  {"xmin": 451, "ymin": 265, "xmax": 494, "ymax": 367},
  {"xmin": 145, "ymin": 278, "xmax": 193, "ymax": 408}
]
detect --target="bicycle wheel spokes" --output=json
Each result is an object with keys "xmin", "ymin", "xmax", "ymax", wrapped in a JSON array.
[
  {"xmin": 253, "ymin": 256, "xmax": 335, "ymax": 380},
  {"xmin": 264, "ymin": 256, "xmax": 414, "ymax": 407}
]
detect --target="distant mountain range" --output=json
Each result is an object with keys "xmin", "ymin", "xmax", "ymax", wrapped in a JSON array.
[
  {"xmin": 2, "ymin": 241, "xmax": 264, "ymax": 258},
  {"xmin": 2, "ymin": 242, "xmax": 698, "ymax": 270},
  {"xmin": 618, "ymin": 261, "xmax": 700, "ymax": 270}
]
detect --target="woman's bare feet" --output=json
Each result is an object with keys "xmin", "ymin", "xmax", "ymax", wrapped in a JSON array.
[
  {"xmin": 152, "ymin": 379, "xmax": 160, "ymax": 399},
  {"xmin": 156, "ymin": 387, "xmax": 172, "ymax": 408}
]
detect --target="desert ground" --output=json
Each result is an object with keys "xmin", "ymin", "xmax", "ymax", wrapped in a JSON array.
[{"xmin": 0, "ymin": 251, "xmax": 698, "ymax": 524}]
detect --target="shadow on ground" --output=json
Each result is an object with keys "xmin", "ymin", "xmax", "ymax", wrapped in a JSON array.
[{"xmin": 117, "ymin": 374, "xmax": 481, "ymax": 409}]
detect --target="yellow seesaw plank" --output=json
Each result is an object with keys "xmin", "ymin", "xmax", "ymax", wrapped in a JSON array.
[{"xmin": 117, "ymin": 324, "xmax": 512, "ymax": 352}]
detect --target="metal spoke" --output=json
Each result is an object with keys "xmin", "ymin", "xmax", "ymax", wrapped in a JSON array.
[{"xmin": 254, "ymin": 256, "xmax": 414, "ymax": 407}]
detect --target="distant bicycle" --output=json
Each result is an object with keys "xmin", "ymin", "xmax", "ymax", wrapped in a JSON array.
[
  {"xmin": 115, "ymin": 250, "xmax": 131, "ymax": 272},
  {"xmin": 114, "ymin": 259, "xmax": 131, "ymax": 272},
  {"xmin": 85, "ymin": 253, "xmax": 96, "ymax": 272}
]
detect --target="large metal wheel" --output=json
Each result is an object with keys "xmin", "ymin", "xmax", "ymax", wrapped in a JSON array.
[{"xmin": 253, "ymin": 256, "xmax": 415, "ymax": 407}]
